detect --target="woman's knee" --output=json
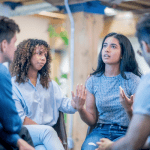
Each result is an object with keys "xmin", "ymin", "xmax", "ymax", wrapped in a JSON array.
[
  {"xmin": 82, "ymin": 139, "xmax": 98, "ymax": 150},
  {"xmin": 35, "ymin": 145, "xmax": 46, "ymax": 150},
  {"xmin": 41, "ymin": 125, "xmax": 57, "ymax": 137},
  {"xmin": 81, "ymin": 133, "xmax": 102, "ymax": 150}
]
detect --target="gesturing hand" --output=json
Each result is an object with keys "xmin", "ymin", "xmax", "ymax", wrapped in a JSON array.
[
  {"xmin": 71, "ymin": 84, "xmax": 86, "ymax": 111},
  {"xmin": 95, "ymin": 138, "xmax": 113, "ymax": 150},
  {"xmin": 119, "ymin": 86, "xmax": 133, "ymax": 112}
]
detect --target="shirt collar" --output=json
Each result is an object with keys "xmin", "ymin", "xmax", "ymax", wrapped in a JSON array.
[
  {"xmin": 28, "ymin": 73, "xmax": 40, "ymax": 86},
  {"xmin": 37, "ymin": 73, "xmax": 40, "ymax": 85}
]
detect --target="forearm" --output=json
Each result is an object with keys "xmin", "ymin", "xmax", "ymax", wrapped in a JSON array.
[
  {"xmin": 23, "ymin": 117, "xmax": 37, "ymax": 125},
  {"xmin": 110, "ymin": 137, "xmax": 130, "ymax": 150},
  {"xmin": 17, "ymin": 139, "xmax": 35, "ymax": 150},
  {"xmin": 110, "ymin": 136, "xmax": 145, "ymax": 150},
  {"xmin": 111, "ymin": 115, "xmax": 150, "ymax": 150},
  {"xmin": 78, "ymin": 108, "xmax": 97, "ymax": 126},
  {"xmin": 125, "ymin": 109, "xmax": 133, "ymax": 120}
]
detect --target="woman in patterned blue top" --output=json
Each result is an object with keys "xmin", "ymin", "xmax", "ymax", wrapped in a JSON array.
[{"xmin": 80, "ymin": 32, "xmax": 142, "ymax": 150}]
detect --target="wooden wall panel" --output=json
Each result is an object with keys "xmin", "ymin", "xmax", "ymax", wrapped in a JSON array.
[{"xmin": 65, "ymin": 12, "xmax": 104, "ymax": 150}]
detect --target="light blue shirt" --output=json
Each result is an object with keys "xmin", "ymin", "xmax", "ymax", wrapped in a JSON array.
[
  {"xmin": 133, "ymin": 72, "xmax": 150, "ymax": 146},
  {"xmin": 133, "ymin": 72, "xmax": 150, "ymax": 116},
  {"xmin": 86, "ymin": 72, "xmax": 140, "ymax": 127},
  {"xmin": 11, "ymin": 75, "xmax": 77, "ymax": 126}
]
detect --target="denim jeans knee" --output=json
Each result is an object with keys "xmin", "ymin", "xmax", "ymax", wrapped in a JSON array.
[{"xmin": 81, "ymin": 123, "xmax": 127, "ymax": 150}]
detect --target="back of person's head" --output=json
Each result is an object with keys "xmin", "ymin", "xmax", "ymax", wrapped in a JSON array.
[
  {"xmin": 136, "ymin": 13, "xmax": 150, "ymax": 46},
  {"xmin": 10, "ymin": 39, "xmax": 51, "ymax": 89},
  {"xmin": 0, "ymin": 16, "xmax": 20, "ymax": 44},
  {"xmin": 92, "ymin": 32, "xmax": 141, "ymax": 78}
]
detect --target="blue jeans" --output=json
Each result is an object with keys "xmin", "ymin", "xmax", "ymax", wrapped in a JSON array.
[
  {"xmin": 25, "ymin": 125, "xmax": 64, "ymax": 150},
  {"xmin": 81, "ymin": 123, "xmax": 127, "ymax": 150}
]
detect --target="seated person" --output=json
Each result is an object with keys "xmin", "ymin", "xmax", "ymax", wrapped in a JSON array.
[
  {"xmin": 10, "ymin": 39, "xmax": 86, "ymax": 149},
  {"xmin": 77, "ymin": 33, "xmax": 141, "ymax": 150},
  {"xmin": 0, "ymin": 16, "xmax": 35, "ymax": 150},
  {"xmin": 96, "ymin": 13, "xmax": 150, "ymax": 150}
]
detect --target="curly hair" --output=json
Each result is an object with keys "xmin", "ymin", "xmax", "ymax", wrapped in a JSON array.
[{"xmin": 10, "ymin": 39, "xmax": 51, "ymax": 89}]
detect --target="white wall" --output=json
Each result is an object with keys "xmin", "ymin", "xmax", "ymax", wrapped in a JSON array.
[
  {"xmin": 128, "ymin": 36, "xmax": 150, "ymax": 74},
  {"xmin": 11, "ymin": 15, "xmax": 50, "ymax": 45}
]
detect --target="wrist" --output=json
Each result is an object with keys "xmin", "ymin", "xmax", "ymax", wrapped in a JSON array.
[
  {"xmin": 17, "ymin": 139, "xmax": 22, "ymax": 148},
  {"xmin": 107, "ymin": 142, "xmax": 114, "ymax": 150},
  {"xmin": 78, "ymin": 107, "xmax": 84, "ymax": 112},
  {"xmin": 125, "ymin": 107, "xmax": 133, "ymax": 112}
]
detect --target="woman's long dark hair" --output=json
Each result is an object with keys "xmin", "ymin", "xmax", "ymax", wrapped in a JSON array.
[
  {"xmin": 10, "ymin": 39, "xmax": 51, "ymax": 89},
  {"xmin": 91, "ymin": 32, "xmax": 142, "ymax": 78}
]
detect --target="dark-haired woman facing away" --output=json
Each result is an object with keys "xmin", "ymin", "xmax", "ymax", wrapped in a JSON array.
[{"xmin": 79, "ymin": 33, "xmax": 141, "ymax": 150}]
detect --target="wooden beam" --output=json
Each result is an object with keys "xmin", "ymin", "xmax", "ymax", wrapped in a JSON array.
[
  {"xmin": 133, "ymin": 8, "xmax": 150, "ymax": 13},
  {"xmin": 22, "ymin": 0, "xmax": 44, "ymax": 5},
  {"xmin": 45, "ymin": 0, "xmax": 94, "ymax": 6},
  {"xmin": 133, "ymin": 0, "xmax": 150, "ymax": 6},
  {"xmin": 119, "ymin": 2, "xmax": 145, "ymax": 10},
  {"xmin": 38, "ymin": 11, "xmax": 66, "ymax": 19},
  {"xmin": 0, "ymin": 0, "xmax": 44, "ymax": 5},
  {"xmin": 64, "ymin": 12, "xmax": 104, "ymax": 149},
  {"xmin": 0, "ymin": 0, "xmax": 28, "ymax": 2}
]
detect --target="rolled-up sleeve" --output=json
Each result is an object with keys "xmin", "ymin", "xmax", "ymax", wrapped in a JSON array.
[
  {"xmin": 86, "ymin": 76, "xmax": 94, "ymax": 94},
  {"xmin": 13, "ymin": 94, "xmax": 27, "ymax": 123},
  {"xmin": 52, "ymin": 81, "xmax": 77, "ymax": 114},
  {"xmin": 12, "ymin": 84, "xmax": 27, "ymax": 123},
  {"xmin": 133, "ymin": 74, "xmax": 150, "ymax": 116}
]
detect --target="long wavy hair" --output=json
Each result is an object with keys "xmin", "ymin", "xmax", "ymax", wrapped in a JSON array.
[
  {"xmin": 10, "ymin": 39, "xmax": 51, "ymax": 89},
  {"xmin": 91, "ymin": 32, "xmax": 142, "ymax": 78}
]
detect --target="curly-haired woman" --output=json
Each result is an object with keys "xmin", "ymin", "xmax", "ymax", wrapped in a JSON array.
[{"xmin": 10, "ymin": 39, "xmax": 86, "ymax": 150}]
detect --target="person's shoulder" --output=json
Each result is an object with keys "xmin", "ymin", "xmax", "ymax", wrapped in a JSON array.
[
  {"xmin": 124, "ymin": 72, "xmax": 140, "ymax": 79},
  {"xmin": 86, "ymin": 74, "xmax": 100, "ymax": 86},
  {"xmin": 89, "ymin": 74, "xmax": 100, "ymax": 80},
  {"xmin": 0, "ymin": 63, "xmax": 10, "ymax": 78},
  {"xmin": 49, "ymin": 80, "xmax": 59, "ymax": 88},
  {"xmin": 141, "ymin": 71, "xmax": 150, "ymax": 81},
  {"xmin": 11, "ymin": 76, "xmax": 16, "ymax": 83}
]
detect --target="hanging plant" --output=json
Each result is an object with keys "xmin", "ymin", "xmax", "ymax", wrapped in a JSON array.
[{"xmin": 48, "ymin": 25, "xmax": 69, "ymax": 46}]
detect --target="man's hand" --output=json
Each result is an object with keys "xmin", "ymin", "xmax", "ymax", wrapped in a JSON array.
[
  {"xmin": 119, "ymin": 86, "xmax": 133, "ymax": 112},
  {"xmin": 95, "ymin": 138, "xmax": 113, "ymax": 150},
  {"xmin": 71, "ymin": 84, "xmax": 86, "ymax": 111},
  {"xmin": 17, "ymin": 139, "xmax": 35, "ymax": 150}
]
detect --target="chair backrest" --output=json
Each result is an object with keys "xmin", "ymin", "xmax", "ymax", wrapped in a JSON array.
[{"xmin": 53, "ymin": 111, "xmax": 68, "ymax": 150}]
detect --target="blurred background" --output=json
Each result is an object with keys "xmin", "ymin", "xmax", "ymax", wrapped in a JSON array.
[{"xmin": 1, "ymin": 0, "xmax": 150, "ymax": 149}]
